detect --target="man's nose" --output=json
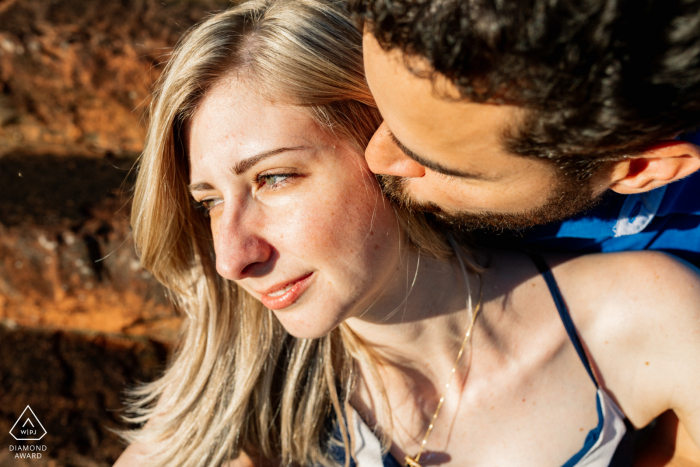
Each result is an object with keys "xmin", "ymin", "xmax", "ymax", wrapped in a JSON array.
[
  {"xmin": 365, "ymin": 121, "xmax": 426, "ymax": 178},
  {"xmin": 212, "ymin": 208, "xmax": 273, "ymax": 281}
]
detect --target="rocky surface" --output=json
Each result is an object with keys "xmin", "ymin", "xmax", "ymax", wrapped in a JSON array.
[
  {"xmin": 0, "ymin": 0, "xmax": 231, "ymax": 157},
  {"xmin": 0, "ymin": 152, "xmax": 179, "ymax": 467},
  {"xmin": 0, "ymin": 0, "xmax": 233, "ymax": 465},
  {"xmin": 0, "ymin": 153, "xmax": 179, "ymax": 343},
  {"xmin": 0, "ymin": 325, "xmax": 168, "ymax": 467}
]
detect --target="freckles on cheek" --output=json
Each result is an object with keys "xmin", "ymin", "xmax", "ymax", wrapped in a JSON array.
[
  {"xmin": 294, "ymin": 205, "xmax": 346, "ymax": 253},
  {"xmin": 283, "ymin": 165, "xmax": 391, "ymax": 264},
  {"xmin": 292, "ymin": 196, "xmax": 373, "ymax": 260}
]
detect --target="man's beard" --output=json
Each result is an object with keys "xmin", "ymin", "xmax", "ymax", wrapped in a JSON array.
[{"xmin": 379, "ymin": 174, "xmax": 602, "ymax": 232}]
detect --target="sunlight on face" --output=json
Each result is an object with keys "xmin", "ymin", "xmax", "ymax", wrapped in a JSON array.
[
  {"xmin": 362, "ymin": 31, "xmax": 563, "ymax": 217},
  {"xmin": 187, "ymin": 77, "xmax": 404, "ymax": 338}
]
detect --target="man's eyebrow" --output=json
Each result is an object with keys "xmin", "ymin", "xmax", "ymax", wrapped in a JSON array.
[
  {"xmin": 388, "ymin": 132, "xmax": 496, "ymax": 181},
  {"xmin": 189, "ymin": 145, "xmax": 309, "ymax": 193}
]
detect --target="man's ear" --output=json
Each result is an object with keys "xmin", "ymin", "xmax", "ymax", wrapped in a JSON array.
[{"xmin": 608, "ymin": 141, "xmax": 700, "ymax": 194}]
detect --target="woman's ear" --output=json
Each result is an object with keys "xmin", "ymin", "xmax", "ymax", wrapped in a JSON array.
[{"xmin": 608, "ymin": 141, "xmax": 700, "ymax": 194}]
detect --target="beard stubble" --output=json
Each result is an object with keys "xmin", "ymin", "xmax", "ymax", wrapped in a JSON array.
[{"xmin": 378, "ymin": 174, "xmax": 602, "ymax": 231}]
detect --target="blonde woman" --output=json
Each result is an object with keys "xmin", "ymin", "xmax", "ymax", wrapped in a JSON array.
[{"xmin": 115, "ymin": 1, "xmax": 700, "ymax": 466}]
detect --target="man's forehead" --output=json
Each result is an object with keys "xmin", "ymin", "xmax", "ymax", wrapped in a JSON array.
[
  {"xmin": 364, "ymin": 31, "xmax": 522, "ymax": 133},
  {"xmin": 363, "ymin": 30, "xmax": 533, "ymax": 178},
  {"xmin": 363, "ymin": 30, "xmax": 460, "ymax": 97}
]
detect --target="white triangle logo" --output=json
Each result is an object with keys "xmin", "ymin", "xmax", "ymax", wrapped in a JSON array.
[{"xmin": 9, "ymin": 406, "xmax": 47, "ymax": 441}]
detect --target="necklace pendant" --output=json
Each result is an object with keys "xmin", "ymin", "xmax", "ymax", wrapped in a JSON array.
[{"xmin": 405, "ymin": 456, "xmax": 422, "ymax": 467}]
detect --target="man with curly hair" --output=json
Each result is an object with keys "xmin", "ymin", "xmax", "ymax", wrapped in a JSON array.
[{"xmin": 349, "ymin": 0, "xmax": 700, "ymax": 265}]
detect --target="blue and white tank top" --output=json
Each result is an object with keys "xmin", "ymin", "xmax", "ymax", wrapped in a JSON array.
[{"xmin": 326, "ymin": 253, "xmax": 634, "ymax": 467}]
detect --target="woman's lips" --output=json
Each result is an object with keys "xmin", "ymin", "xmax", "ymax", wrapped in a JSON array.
[{"xmin": 259, "ymin": 273, "xmax": 314, "ymax": 310}]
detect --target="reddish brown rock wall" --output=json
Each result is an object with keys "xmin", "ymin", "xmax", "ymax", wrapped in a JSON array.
[
  {"xmin": 0, "ymin": 325, "xmax": 168, "ymax": 467},
  {"xmin": 0, "ymin": 0, "xmax": 231, "ymax": 157},
  {"xmin": 0, "ymin": 153, "xmax": 179, "ymax": 342},
  {"xmin": 0, "ymin": 0, "xmax": 233, "ymax": 465}
]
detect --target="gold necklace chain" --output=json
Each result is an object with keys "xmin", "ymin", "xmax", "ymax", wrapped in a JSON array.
[{"xmin": 405, "ymin": 246, "xmax": 483, "ymax": 467}]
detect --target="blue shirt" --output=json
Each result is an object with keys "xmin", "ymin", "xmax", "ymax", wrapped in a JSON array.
[{"xmin": 498, "ymin": 131, "xmax": 700, "ymax": 266}]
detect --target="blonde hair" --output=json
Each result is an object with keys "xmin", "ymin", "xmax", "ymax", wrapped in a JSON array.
[{"xmin": 126, "ymin": 1, "xmax": 461, "ymax": 465}]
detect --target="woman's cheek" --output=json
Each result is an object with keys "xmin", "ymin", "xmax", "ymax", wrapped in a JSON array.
[
  {"xmin": 208, "ymin": 213, "xmax": 223, "ymax": 255},
  {"xmin": 289, "ymin": 198, "xmax": 350, "ymax": 255},
  {"xmin": 325, "ymin": 182, "xmax": 395, "ymax": 263}
]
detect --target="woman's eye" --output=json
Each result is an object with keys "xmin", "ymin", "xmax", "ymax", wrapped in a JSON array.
[
  {"xmin": 194, "ymin": 198, "xmax": 221, "ymax": 217},
  {"xmin": 256, "ymin": 173, "xmax": 293, "ymax": 189}
]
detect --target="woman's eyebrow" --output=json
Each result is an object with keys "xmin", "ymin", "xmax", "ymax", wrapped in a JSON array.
[
  {"xmin": 231, "ymin": 146, "xmax": 309, "ymax": 175},
  {"xmin": 189, "ymin": 146, "xmax": 311, "ymax": 193},
  {"xmin": 189, "ymin": 181, "xmax": 214, "ymax": 193}
]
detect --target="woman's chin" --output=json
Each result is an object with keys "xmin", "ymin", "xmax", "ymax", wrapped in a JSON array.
[
  {"xmin": 283, "ymin": 327, "xmax": 334, "ymax": 339},
  {"xmin": 272, "ymin": 309, "xmax": 342, "ymax": 340}
]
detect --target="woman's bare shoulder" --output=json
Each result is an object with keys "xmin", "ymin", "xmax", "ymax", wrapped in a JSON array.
[
  {"xmin": 551, "ymin": 251, "xmax": 700, "ymax": 432},
  {"xmin": 551, "ymin": 249, "xmax": 700, "ymax": 320},
  {"xmin": 492, "ymin": 248, "xmax": 700, "ymax": 328},
  {"xmin": 549, "ymin": 250, "xmax": 700, "ymax": 354}
]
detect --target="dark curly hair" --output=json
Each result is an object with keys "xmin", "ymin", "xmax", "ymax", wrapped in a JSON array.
[{"xmin": 349, "ymin": 0, "xmax": 700, "ymax": 179}]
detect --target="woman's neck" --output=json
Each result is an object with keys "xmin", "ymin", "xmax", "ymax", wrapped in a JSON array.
[{"xmin": 344, "ymin": 247, "xmax": 479, "ymax": 381}]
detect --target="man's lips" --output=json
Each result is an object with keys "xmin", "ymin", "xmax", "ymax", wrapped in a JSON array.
[{"xmin": 258, "ymin": 273, "xmax": 314, "ymax": 310}]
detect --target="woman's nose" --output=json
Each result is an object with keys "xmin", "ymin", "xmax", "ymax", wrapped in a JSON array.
[
  {"xmin": 364, "ymin": 121, "xmax": 426, "ymax": 178},
  {"xmin": 211, "ymin": 209, "xmax": 273, "ymax": 281}
]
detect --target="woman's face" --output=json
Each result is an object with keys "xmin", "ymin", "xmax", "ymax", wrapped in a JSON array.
[{"xmin": 187, "ymin": 78, "xmax": 403, "ymax": 338}]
